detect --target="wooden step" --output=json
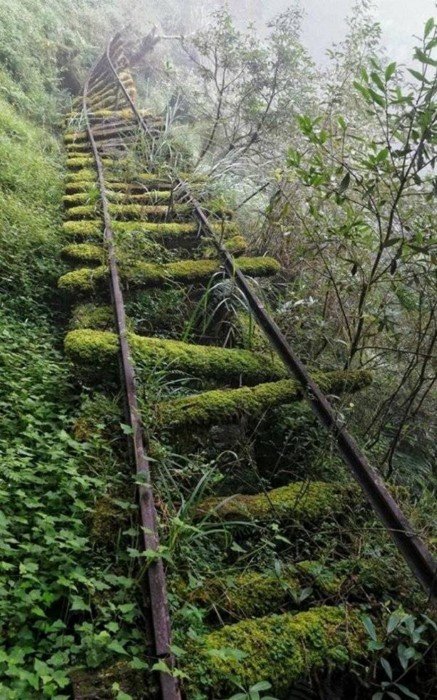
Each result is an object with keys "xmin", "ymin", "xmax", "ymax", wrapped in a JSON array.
[
  {"xmin": 196, "ymin": 481, "xmax": 355, "ymax": 525},
  {"xmin": 64, "ymin": 329, "xmax": 287, "ymax": 385},
  {"xmin": 156, "ymin": 370, "xmax": 372, "ymax": 430},
  {"xmin": 183, "ymin": 605, "xmax": 365, "ymax": 697},
  {"xmin": 58, "ymin": 257, "xmax": 280, "ymax": 293}
]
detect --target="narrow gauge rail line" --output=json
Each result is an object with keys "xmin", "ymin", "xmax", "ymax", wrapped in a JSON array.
[
  {"xmin": 65, "ymin": 32, "xmax": 437, "ymax": 700},
  {"xmin": 100, "ymin": 36, "xmax": 437, "ymax": 597}
]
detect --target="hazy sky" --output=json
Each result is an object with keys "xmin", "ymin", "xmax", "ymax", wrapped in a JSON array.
[
  {"xmin": 225, "ymin": 0, "xmax": 436, "ymax": 65},
  {"xmin": 301, "ymin": 0, "xmax": 435, "ymax": 64}
]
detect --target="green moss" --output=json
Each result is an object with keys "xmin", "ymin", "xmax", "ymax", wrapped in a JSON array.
[
  {"xmin": 90, "ymin": 495, "xmax": 121, "ymax": 545},
  {"xmin": 230, "ymin": 255, "xmax": 280, "ymax": 276},
  {"xmin": 186, "ymin": 567, "xmax": 302, "ymax": 617},
  {"xmin": 185, "ymin": 561, "xmax": 345, "ymax": 618},
  {"xmin": 65, "ymin": 142, "xmax": 91, "ymax": 153},
  {"xmin": 64, "ymin": 181, "xmax": 98, "ymax": 195},
  {"xmin": 62, "ymin": 219, "xmax": 102, "ymax": 239},
  {"xmin": 64, "ymin": 328, "xmax": 118, "ymax": 363},
  {"xmin": 157, "ymin": 370, "xmax": 372, "ymax": 429},
  {"xmin": 224, "ymin": 235, "xmax": 248, "ymax": 255},
  {"xmin": 61, "ymin": 243, "xmax": 103, "ymax": 264},
  {"xmin": 67, "ymin": 203, "xmax": 102, "ymax": 219},
  {"xmin": 112, "ymin": 221, "xmax": 198, "ymax": 238},
  {"xmin": 65, "ymin": 329, "xmax": 286, "ymax": 385},
  {"xmin": 296, "ymin": 560, "xmax": 343, "ymax": 595},
  {"xmin": 120, "ymin": 257, "xmax": 279, "ymax": 289},
  {"xmin": 108, "ymin": 189, "xmax": 172, "ymax": 203},
  {"xmin": 112, "ymin": 220, "xmax": 238, "ymax": 242},
  {"xmin": 63, "ymin": 192, "xmax": 95, "ymax": 207},
  {"xmin": 196, "ymin": 481, "xmax": 354, "ymax": 524},
  {"xmin": 66, "ymin": 156, "xmax": 113, "ymax": 171},
  {"xmin": 66, "ymin": 155, "xmax": 94, "ymax": 169},
  {"xmin": 58, "ymin": 265, "xmax": 107, "ymax": 293},
  {"xmin": 108, "ymin": 203, "xmax": 191, "ymax": 220},
  {"xmin": 131, "ymin": 334, "xmax": 286, "ymax": 385},
  {"xmin": 183, "ymin": 606, "xmax": 364, "ymax": 697},
  {"xmin": 65, "ymin": 168, "xmax": 97, "ymax": 183},
  {"xmin": 70, "ymin": 304, "xmax": 114, "ymax": 330},
  {"xmin": 58, "ymin": 259, "xmax": 232, "ymax": 293}
]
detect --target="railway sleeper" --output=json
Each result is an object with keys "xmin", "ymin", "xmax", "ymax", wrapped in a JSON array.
[
  {"xmin": 64, "ymin": 328, "xmax": 287, "ymax": 385},
  {"xmin": 195, "ymin": 481, "xmax": 355, "ymax": 526},
  {"xmin": 156, "ymin": 370, "xmax": 372, "ymax": 431},
  {"xmin": 179, "ymin": 561, "xmax": 346, "ymax": 619},
  {"xmin": 182, "ymin": 605, "xmax": 365, "ymax": 698},
  {"xmin": 58, "ymin": 256, "xmax": 280, "ymax": 293},
  {"xmin": 62, "ymin": 189, "xmax": 173, "ymax": 208},
  {"xmin": 64, "ymin": 202, "xmax": 189, "ymax": 220}
]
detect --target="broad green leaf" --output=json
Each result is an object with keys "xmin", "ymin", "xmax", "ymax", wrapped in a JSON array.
[
  {"xmin": 108, "ymin": 640, "xmax": 129, "ymax": 655},
  {"xmin": 251, "ymin": 681, "xmax": 272, "ymax": 692}
]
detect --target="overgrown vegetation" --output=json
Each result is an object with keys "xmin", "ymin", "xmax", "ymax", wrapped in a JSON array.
[{"xmin": 0, "ymin": 0, "xmax": 435, "ymax": 698}]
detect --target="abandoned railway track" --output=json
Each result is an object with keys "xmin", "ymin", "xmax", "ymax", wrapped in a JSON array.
[{"xmin": 61, "ymin": 34, "xmax": 436, "ymax": 699}]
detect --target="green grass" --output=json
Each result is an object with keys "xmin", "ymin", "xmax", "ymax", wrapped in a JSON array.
[{"xmin": 0, "ymin": 97, "xmax": 64, "ymax": 313}]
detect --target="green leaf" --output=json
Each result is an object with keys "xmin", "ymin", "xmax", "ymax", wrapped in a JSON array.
[
  {"xmin": 362, "ymin": 615, "xmax": 377, "ymax": 641},
  {"xmin": 394, "ymin": 683, "xmax": 419, "ymax": 699},
  {"xmin": 354, "ymin": 81, "xmax": 371, "ymax": 101},
  {"xmin": 385, "ymin": 62, "xmax": 397, "ymax": 80},
  {"xmin": 251, "ymin": 681, "xmax": 272, "ymax": 692},
  {"xmin": 376, "ymin": 147, "xmax": 389, "ymax": 162},
  {"xmin": 424, "ymin": 17, "xmax": 435, "ymax": 38},
  {"xmin": 387, "ymin": 610, "xmax": 403, "ymax": 633},
  {"xmin": 338, "ymin": 172, "xmax": 351, "ymax": 194},
  {"xmin": 408, "ymin": 68, "xmax": 426, "ymax": 82},
  {"xmin": 383, "ymin": 237, "xmax": 402, "ymax": 248},
  {"xmin": 414, "ymin": 48, "xmax": 437, "ymax": 66},
  {"xmin": 371, "ymin": 72, "xmax": 385, "ymax": 92},
  {"xmin": 369, "ymin": 88, "xmax": 385, "ymax": 106},
  {"xmin": 107, "ymin": 640, "xmax": 129, "ymax": 655},
  {"xmin": 381, "ymin": 657, "xmax": 393, "ymax": 680}
]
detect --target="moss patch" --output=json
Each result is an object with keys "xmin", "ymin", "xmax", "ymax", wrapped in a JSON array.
[
  {"xmin": 58, "ymin": 265, "xmax": 107, "ymax": 293},
  {"xmin": 112, "ymin": 221, "xmax": 198, "ymax": 238},
  {"xmin": 67, "ymin": 203, "xmax": 102, "ymax": 219},
  {"xmin": 184, "ymin": 561, "xmax": 344, "ymax": 618},
  {"xmin": 196, "ymin": 481, "xmax": 354, "ymax": 524},
  {"xmin": 157, "ymin": 370, "xmax": 372, "ymax": 429},
  {"xmin": 108, "ymin": 203, "xmax": 191, "ymax": 220},
  {"xmin": 183, "ymin": 606, "xmax": 364, "ymax": 697},
  {"xmin": 64, "ymin": 329, "xmax": 287, "ymax": 385},
  {"xmin": 70, "ymin": 304, "xmax": 114, "ymax": 331},
  {"xmin": 61, "ymin": 243, "xmax": 103, "ymax": 264},
  {"xmin": 62, "ymin": 219, "xmax": 102, "ymax": 239},
  {"xmin": 64, "ymin": 328, "xmax": 119, "ymax": 364}
]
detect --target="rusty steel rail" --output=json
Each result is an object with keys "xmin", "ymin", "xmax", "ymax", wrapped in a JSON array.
[
  {"xmin": 93, "ymin": 36, "xmax": 436, "ymax": 600},
  {"xmin": 82, "ymin": 61, "xmax": 181, "ymax": 700}
]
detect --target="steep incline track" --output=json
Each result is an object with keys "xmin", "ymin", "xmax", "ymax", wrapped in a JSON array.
[{"xmin": 61, "ymin": 34, "xmax": 436, "ymax": 699}]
